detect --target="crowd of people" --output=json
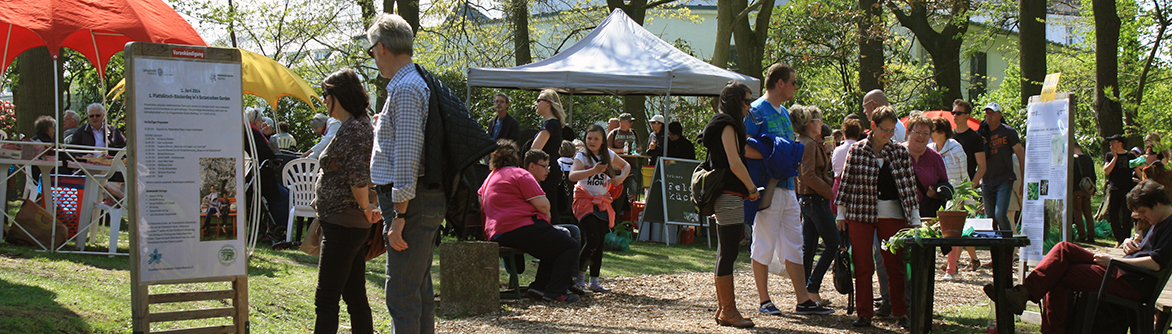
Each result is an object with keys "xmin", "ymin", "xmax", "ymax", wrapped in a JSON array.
[{"xmin": 33, "ymin": 12, "xmax": 1143, "ymax": 334}]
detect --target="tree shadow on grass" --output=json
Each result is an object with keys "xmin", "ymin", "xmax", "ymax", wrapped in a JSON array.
[
  {"xmin": 0, "ymin": 243, "xmax": 128, "ymax": 271},
  {"xmin": 0, "ymin": 279, "xmax": 92, "ymax": 333}
]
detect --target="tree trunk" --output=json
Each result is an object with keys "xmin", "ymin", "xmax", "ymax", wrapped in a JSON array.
[
  {"xmin": 889, "ymin": 1, "xmax": 968, "ymax": 108},
  {"xmin": 1094, "ymin": 0, "xmax": 1124, "ymax": 144},
  {"xmin": 13, "ymin": 47, "xmax": 61, "ymax": 139},
  {"xmin": 387, "ymin": 0, "xmax": 419, "ymax": 32},
  {"xmin": 357, "ymin": 0, "xmax": 377, "ymax": 26},
  {"xmin": 1019, "ymin": 0, "xmax": 1046, "ymax": 107},
  {"xmin": 858, "ymin": 0, "xmax": 885, "ymax": 94},
  {"xmin": 731, "ymin": 0, "xmax": 775, "ymax": 88},
  {"xmin": 510, "ymin": 0, "xmax": 532, "ymax": 65}
]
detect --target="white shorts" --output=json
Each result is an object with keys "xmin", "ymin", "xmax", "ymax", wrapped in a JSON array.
[{"xmin": 751, "ymin": 188, "xmax": 803, "ymax": 267}]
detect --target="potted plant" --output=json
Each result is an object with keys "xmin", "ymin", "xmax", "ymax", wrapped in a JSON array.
[
  {"xmin": 935, "ymin": 180, "xmax": 981, "ymax": 237},
  {"xmin": 882, "ymin": 180, "xmax": 981, "ymax": 254}
]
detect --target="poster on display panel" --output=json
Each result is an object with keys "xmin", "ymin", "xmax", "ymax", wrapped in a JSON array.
[
  {"xmin": 1020, "ymin": 95, "xmax": 1074, "ymax": 263},
  {"xmin": 126, "ymin": 43, "xmax": 246, "ymax": 283}
]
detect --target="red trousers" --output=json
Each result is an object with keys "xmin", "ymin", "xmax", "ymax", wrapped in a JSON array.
[
  {"xmin": 1023, "ymin": 241, "xmax": 1141, "ymax": 333},
  {"xmin": 848, "ymin": 218, "xmax": 909, "ymax": 318}
]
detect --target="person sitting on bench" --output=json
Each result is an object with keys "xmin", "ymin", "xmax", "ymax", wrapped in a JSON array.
[
  {"xmin": 986, "ymin": 179, "xmax": 1172, "ymax": 333},
  {"xmin": 478, "ymin": 141, "xmax": 580, "ymax": 302}
]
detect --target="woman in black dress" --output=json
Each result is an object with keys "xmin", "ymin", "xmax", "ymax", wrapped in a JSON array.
[{"xmin": 531, "ymin": 89, "xmax": 566, "ymax": 225}]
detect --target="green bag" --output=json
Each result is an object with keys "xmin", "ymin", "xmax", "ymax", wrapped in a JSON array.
[
  {"xmin": 1095, "ymin": 220, "xmax": 1112, "ymax": 238},
  {"xmin": 604, "ymin": 231, "xmax": 632, "ymax": 251}
]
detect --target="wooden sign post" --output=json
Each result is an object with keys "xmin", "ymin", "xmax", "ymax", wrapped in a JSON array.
[{"xmin": 126, "ymin": 42, "xmax": 249, "ymax": 334}]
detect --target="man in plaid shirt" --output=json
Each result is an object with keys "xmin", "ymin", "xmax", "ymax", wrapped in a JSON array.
[{"xmin": 367, "ymin": 13, "xmax": 444, "ymax": 333}]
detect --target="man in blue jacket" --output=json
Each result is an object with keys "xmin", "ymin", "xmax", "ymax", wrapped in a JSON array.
[{"xmin": 744, "ymin": 63, "xmax": 832, "ymax": 316}]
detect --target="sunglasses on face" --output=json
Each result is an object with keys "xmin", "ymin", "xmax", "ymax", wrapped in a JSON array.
[
  {"xmin": 88, "ymin": 114, "xmax": 103, "ymax": 119},
  {"xmin": 366, "ymin": 44, "xmax": 377, "ymax": 58}
]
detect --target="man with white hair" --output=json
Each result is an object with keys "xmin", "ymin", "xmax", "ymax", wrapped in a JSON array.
[
  {"xmin": 68, "ymin": 103, "xmax": 126, "ymax": 150},
  {"xmin": 62, "ymin": 110, "xmax": 81, "ymax": 141},
  {"xmin": 367, "ymin": 13, "xmax": 443, "ymax": 334}
]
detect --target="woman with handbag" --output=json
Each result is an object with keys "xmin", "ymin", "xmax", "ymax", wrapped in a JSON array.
[
  {"xmin": 835, "ymin": 105, "xmax": 920, "ymax": 328},
  {"xmin": 792, "ymin": 104, "xmax": 838, "ymax": 306},
  {"xmin": 700, "ymin": 82, "xmax": 760, "ymax": 328},
  {"xmin": 312, "ymin": 69, "xmax": 380, "ymax": 334},
  {"xmin": 569, "ymin": 124, "xmax": 630, "ymax": 292}
]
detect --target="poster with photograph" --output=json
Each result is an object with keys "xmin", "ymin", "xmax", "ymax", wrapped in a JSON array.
[
  {"xmin": 1021, "ymin": 98, "xmax": 1071, "ymax": 262},
  {"xmin": 129, "ymin": 46, "xmax": 245, "ymax": 282}
]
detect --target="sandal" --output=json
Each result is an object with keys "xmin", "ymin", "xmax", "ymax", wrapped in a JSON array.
[{"xmin": 967, "ymin": 259, "xmax": 981, "ymax": 271}]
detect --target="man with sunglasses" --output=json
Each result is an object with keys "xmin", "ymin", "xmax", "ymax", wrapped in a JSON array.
[
  {"xmin": 951, "ymin": 99, "xmax": 986, "ymax": 187},
  {"xmin": 367, "ymin": 13, "xmax": 444, "ymax": 334},
  {"xmin": 744, "ymin": 63, "xmax": 834, "ymax": 316},
  {"xmin": 69, "ymin": 103, "xmax": 127, "ymax": 152}
]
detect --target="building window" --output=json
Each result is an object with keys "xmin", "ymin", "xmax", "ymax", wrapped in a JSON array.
[{"xmin": 969, "ymin": 52, "xmax": 987, "ymax": 99}]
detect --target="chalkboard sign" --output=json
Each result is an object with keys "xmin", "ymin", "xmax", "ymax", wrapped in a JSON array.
[{"xmin": 642, "ymin": 157, "xmax": 704, "ymax": 225}]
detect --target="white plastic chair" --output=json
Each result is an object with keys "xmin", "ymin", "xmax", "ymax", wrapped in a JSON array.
[
  {"xmin": 282, "ymin": 158, "xmax": 318, "ymax": 242},
  {"xmin": 276, "ymin": 136, "xmax": 297, "ymax": 151},
  {"xmin": 85, "ymin": 150, "xmax": 127, "ymax": 256}
]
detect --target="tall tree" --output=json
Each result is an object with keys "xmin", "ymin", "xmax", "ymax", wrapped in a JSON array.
[
  {"xmin": 888, "ymin": 0, "xmax": 970, "ymax": 108},
  {"xmin": 510, "ymin": 0, "xmax": 533, "ymax": 65},
  {"xmin": 386, "ymin": 0, "xmax": 420, "ymax": 32},
  {"xmin": 1094, "ymin": 0, "xmax": 1124, "ymax": 141},
  {"xmin": 1133, "ymin": 0, "xmax": 1172, "ymax": 109},
  {"xmin": 858, "ymin": 0, "xmax": 885, "ymax": 94},
  {"xmin": 12, "ymin": 47, "xmax": 62, "ymax": 139},
  {"xmin": 730, "ymin": 0, "xmax": 776, "ymax": 87},
  {"xmin": 1019, "ymin": 0, "xmax": 1045, "ymax": 107}
]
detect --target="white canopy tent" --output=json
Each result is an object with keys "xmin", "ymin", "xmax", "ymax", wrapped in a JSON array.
[{"xmin": 467, "ymin": 9, "xmax": 760, "ymax": 97}]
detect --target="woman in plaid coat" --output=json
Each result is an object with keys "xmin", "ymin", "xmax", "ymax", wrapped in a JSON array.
[{"xmin": 834, "ymin": 105, "xmax": 921, "ymax": 328}]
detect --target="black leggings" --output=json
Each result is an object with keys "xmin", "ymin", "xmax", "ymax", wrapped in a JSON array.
[
  {"xmin": 1106, "ymin": 189, "xmax": 1134, "ymax": 243},
  {"xmin": 714, "ymin": 224, "xmax": 742, "ymax": 276},
  {"xmin": 314, "ymin": 223, "xmax": 373, "ymax": 334},
  {"xmin": 578, "ymin": 214, "xmax": 608, "ymax": 277}
]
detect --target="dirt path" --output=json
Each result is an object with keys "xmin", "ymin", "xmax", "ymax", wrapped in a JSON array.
[{"xmin": 437, "ymin": 250, "xmax": 1009, "ymax": 333}]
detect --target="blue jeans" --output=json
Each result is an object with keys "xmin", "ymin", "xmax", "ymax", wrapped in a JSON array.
[
  {"xmin": 799, "ymin": 194, "xmax": 839, "ymax": 294},
  {"xmin": 379, "ymin": 188, "xmax": 445, "ymax": 334},
  {"xmin": 983, "ymin": 181, "xmax": 1015, "ymax": 236}
]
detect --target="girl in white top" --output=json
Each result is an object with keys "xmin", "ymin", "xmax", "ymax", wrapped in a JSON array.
[
  {"xmin": 832, "ymin": 118, "xmax": 864, "ymax": 178},
  {"xmin": 568, "ymin": 124, "xmax": 629, "ymax": 292}
]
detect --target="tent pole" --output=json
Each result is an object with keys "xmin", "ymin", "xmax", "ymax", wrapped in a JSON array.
[
  {"xmin": 567, "ymin": 92, "xmax": 573, "ymax": 126},
  {"xmin": 51, "ymin": 56, "xmax": 60, "ymax": 252}
]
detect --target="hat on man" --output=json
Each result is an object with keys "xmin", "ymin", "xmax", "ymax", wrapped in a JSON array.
[
  {"xmin": 618, "ymin": 113, "xmax": 635, "ymax": 121},
  {"xmin": 983, "ymin": 102, "xmax": 1002, "ymax": 113},
  {"xmin": 649, "ymin": 115, "xmax": 665, "ymax": 123},
  {"xmin": 1106, "ymin": 134, "xmax": 1125, "ymax": 142},
  {"xmin": 537, "ymin": 89, "xmax": 563, "ymax": 115}
]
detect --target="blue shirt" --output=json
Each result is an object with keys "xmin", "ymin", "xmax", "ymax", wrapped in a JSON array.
[{"xmin": 744, "ymin": 96, "xmax": 795, "ymax": 189}]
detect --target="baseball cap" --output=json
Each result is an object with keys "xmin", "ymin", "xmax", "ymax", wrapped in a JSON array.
[
  {"xmin": 1106, "ymin": 134, "xmax": 1125, "ymax": 142},
  {"xmin": 649, "ymin": 115, "xmax": 665, "ymax": 123},
  {"xmin": 618, "ymin": 113, "xmax": 635, "ymax": 121},
  {"xmin": 983, "ymin": 102, "xmax": 1002, "ymax": 113}
]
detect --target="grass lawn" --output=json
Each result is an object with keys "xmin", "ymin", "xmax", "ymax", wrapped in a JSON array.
[{"xmin": 1, "ymin": 230, "xmax": 1050, "ymax": 333}]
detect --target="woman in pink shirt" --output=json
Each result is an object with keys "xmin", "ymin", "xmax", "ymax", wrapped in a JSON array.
[{"xmin": 479, "ymin": 141, "xmax": 580, "ymax": 302}]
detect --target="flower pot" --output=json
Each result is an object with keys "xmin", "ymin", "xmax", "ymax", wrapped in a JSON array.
[{"xmin": 937, "ymin": 210, "xmax": 968, "ymax": 237}]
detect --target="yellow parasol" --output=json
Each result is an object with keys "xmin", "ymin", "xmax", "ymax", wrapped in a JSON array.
[{"xmin": 107, "ymin": 48, "xmax": 321, "ymax": 110}]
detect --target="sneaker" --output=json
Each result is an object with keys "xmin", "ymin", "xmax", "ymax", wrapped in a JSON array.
[
  {"xmin": 875, "ymin": 300, "xmax": 891, "ymax": 317},
  {"xmin": 851, "ymin": 317, "xmax": 872, "ymax": 327},
  {"xmin": 543, "ymin": 293, "xmax": 579, "ymax": 302},
  {"xmin": 567, "ymin": 284, "xmax": 586, "ymax": 296},
  {"xmin": 941, "ymin": 273, "xmax": 955, "ymax": 281},
  {"xmin": 758, "ymin": 301, "xmax": 783, "ymax": 315},
  {"xmin": 525, "ymin": 289, "xmax": 544, "ymax": 301},
  {"xmin": 795, "ymin": 300, "xmax": 834, "ymax": 315},
  {"xmin": 588, "ymin": 282, "xmax": 608, "ymax": 293}
]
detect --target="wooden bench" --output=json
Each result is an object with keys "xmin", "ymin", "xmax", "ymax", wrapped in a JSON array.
[{"xmin": 499, "ymin": 246, "xmax": 528, "ymax": 300}]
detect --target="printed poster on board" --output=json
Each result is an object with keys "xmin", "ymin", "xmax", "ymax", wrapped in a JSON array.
[{"xmin": 133, "ymin": 48, "xmax": 245, "ymax": 282}]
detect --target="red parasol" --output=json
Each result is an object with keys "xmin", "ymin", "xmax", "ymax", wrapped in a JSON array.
[
  {"xmin": 0, "ymin": 0, "xmax": 206, "ymax": 79},
  {"xmin": 900, "ymin": 110, "xmax": 980, "ymax": 130}
]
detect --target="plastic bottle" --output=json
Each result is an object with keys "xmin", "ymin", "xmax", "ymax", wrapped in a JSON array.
[{"xmin": 624, "ymin": 141, "xmax": 630, "ymax": 154}]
